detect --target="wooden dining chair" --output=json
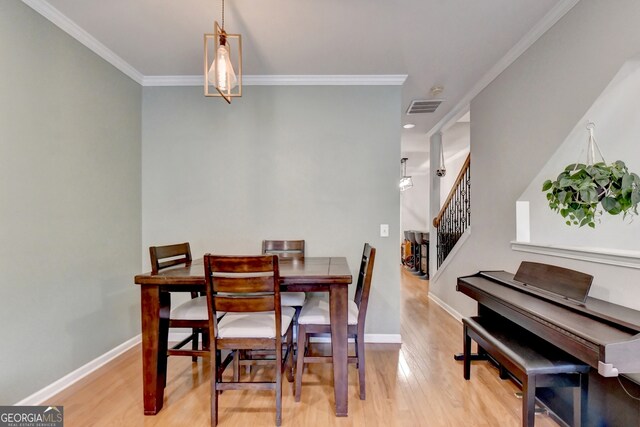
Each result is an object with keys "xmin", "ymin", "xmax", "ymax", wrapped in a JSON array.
[
  {"xmin": 262, "ymin": 239, "xmax": 307, "ymax": 308},
  {"xmin": 204, "ymin": 254, "xmax": 295, "ymax": 427},
  {"xmin": 150, "ymin": 242, "xmax": 208, "ymax": 362},
  {"xmin": 262, "ymin": 239, "xmax": 305, "ymax": 259},
  {"xmin": 294, "ymin": 243, "xmax": 376, "ymax": 402}
]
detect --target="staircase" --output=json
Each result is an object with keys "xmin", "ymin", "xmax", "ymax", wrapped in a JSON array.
[{"xmin": 433, "ymin": 154, "xmax": 470, "ymax": 268}]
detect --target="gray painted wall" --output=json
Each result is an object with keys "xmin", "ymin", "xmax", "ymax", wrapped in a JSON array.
[
  {"xmin": 429, "ymin": 0, "xmax": 640, "ymax": 423},
  {"xmin": 142, "ymin": 85, "xmax": 401, "ymax": 336},
  {"xmin": 0, "ymin": 1, "xmax": 142, "ymax": 404}
]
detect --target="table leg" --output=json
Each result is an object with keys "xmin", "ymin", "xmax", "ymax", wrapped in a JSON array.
[
  {"xmin": 141, "ymin": 286, "xmax": 170, "ymax": 415},
  {"xmin": 329, "ymin": 285, "xmax": 348, "ymax": 417}
]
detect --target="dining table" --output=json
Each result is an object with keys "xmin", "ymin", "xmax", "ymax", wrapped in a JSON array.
[{"xmin": 134, "ymin": 256, "xmax": 353, "ymax": 417}]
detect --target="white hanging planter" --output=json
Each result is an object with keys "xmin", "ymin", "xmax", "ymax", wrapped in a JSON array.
[{"xmin": 542, "ymin": 123, "xmax": 640, "ymax": 228}]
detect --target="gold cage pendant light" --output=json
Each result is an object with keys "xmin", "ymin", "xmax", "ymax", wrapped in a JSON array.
[{"xmin": 204, "ymin": 0, "xmax": 242, "ymax": 103}]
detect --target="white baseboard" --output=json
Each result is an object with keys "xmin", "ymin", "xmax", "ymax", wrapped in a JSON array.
[
  {"xmin": 15, "ymin": 334, "xmax": 141, "ymax": 406},
  {"xmin": 364, "ymin": 334, "xmax": 402, "ymax": 343},
  {"xmin": 170, "ymin": 332, "xmax": 401, "ymax": 344},
  {"xmin": 18, "ymin": 328, "xmax": 398, "ymax": 406},
  {"xmin": 309, "ymin": 334, "xmax": 402, "ymax": 344},
  {"xmin": 428, "ymin": 292, "xmax": 463, "ymax": 323}
]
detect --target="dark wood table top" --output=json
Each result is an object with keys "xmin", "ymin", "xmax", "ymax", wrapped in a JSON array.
[{"xmin": 135, "ymin": 256, "xmax": 352, "ymax": 286}]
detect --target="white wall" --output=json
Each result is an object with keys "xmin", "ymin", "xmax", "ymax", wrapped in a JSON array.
[
  {"xmin": 401, "ymin": 172, "xmax": 429, "ymax": 233},
  {"xmin": 142, "ymin": 85, "xmax": 402, "ymax": 335},
  {"xmin": 0, "ymin": 1, "xmax": 142, "ymax": 404},
  {"xmin": 439, "ymin": 122, "xmax": 471, "ymax": 208},
  {"xmin": 430, "ymin": 0, "xmax": 640, "ymax": 322},
  {"xmin": 519, "ymin": 57, "xmax": 640, "ymax": 252},
  {"xmin": 427, "ymin": 5, "xmax": 640, "ymax": 409},
  {"xmin": 428, "ymin": 7, "xmax": 640, "ymax": 420},
  {"xmin": 401, "ymin": 122, "xmax": 470, "ymax": 250}
]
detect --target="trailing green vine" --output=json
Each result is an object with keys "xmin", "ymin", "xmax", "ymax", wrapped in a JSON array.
[{"xmin": 542, "ymin": 161, "xmax": 640, "ymax": 228}]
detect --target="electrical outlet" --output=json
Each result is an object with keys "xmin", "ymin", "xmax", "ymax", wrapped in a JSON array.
[{"xmin": 380, "ymin": 224, "xmax": 389, "ymax": 237}]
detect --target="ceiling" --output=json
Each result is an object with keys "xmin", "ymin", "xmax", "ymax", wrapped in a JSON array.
[{"xmin": 36, "ymin": 0, "xmax": 564, "ymax": 158}]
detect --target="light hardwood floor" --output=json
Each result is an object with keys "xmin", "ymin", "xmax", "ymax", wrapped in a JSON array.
[{"xmin": 45, "ymin": 268, "xmax": 560, "ymax": 426}]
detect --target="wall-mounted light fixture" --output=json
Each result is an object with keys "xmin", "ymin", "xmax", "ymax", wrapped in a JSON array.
[
  {"xmin": 399, "ymin": 158, "xmax": 414, "ymax": 191},
  {"xmin": 204, "ymin": 0, "xmax": 242, "ymax": 103}
]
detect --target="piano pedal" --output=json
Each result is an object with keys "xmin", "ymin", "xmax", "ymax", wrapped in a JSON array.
[{"xmin": 513, "ymin": 393, "xmax": 548, "ymax": 415}]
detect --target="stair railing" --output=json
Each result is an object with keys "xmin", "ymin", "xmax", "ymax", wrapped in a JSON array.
[{"xmin": 433, "ymin": 154, "xmax": 471, "ymax": 268}]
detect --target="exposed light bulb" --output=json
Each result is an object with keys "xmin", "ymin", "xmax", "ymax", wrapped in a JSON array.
[
  {"xmin": 399, "ymin": 177, "xmax": 414, "ymax": 191},
  {"xmin": 399, "ymin": 157, "xmax": 413, "ymax": 191},
  {"xmin": 208, "ymin": 44, "xmax": 237, "ymax": 91}
]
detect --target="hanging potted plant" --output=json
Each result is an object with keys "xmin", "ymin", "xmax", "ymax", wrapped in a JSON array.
[{"xmin": 542, "ymin": 123, "xmax": 640, "ymax": 228}]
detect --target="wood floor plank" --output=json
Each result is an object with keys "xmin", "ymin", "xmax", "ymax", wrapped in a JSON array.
[{"xmin": 45, "ymin": 269, "xmax": 561, "ymax": 426}]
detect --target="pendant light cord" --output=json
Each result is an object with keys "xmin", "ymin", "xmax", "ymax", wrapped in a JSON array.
[{"xmin": 221, "ymin": 0, "xmax": 225, "ymax": 30}]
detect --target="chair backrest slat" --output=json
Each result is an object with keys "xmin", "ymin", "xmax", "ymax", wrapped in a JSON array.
[
  {"xmin": 211, "ymin": 255, "xmax": 276, "ymax": 273},
  {"xmin": 262, "ymin": 240, "xmax": 305, "ymax": 259},
  {"xmin": 204, "ymin": 254, "xmax": 280, "ymax": 315},
  {"xmin": 214, "ymin": 296, "xmax": 275, "ymax": 313},
  {"xmin": 150, "ymin": 242, "xmax": 192, "ymax": 274},
  {"xmin": 211, "ymin": 275, "xmax": 275, "ymax": 293},
  {"xmin": 354, "ymin": 244, "xmax": 376, "ymax": 326}
]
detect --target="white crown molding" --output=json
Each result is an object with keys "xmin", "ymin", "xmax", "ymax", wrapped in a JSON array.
[
  {"xmin": 143, "ymin": 74, "xmax": 408, "ymax": 87},
  {"xmin": 21, "ymin": 0, "xmax": 144, "ymax": 85},
  {"xmin": 243, "ymin": 75, "xmax": 408, "ymax": 86},
  {"xmin": 143, "ymin": 75, "xmax": 204, "ymax": 87},
  {"xmin": 15, "ymin": 334, "xmax": 141, "ymax": 405},
  {"xmin": 426, "ymin": 0, "xmax": 581, "ymax": 137},
  {"xmin": 22, "ymin": 1, "xmax": 407, "ymax": 88}
]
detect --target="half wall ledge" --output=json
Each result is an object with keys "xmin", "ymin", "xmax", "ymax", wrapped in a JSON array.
[{"xmin": 511, "ymin": 241, "xmax": 640, "ymax": 270}]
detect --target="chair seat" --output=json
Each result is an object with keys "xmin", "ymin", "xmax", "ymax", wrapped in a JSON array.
[
  {"xmin": 170, "ymin": 296, "xmax": 208, "ymax": 320},
  {"xmin": 298, "ymin": 297, "xmax": 359, "ymax": 325},
  {"xmin": 281, "ymin": 292, "xmax": 306, "ymax": 307},
  {"xmin": 170, "ymin": 296, "xmax": 224, "ymax": 320},
  {"xmin": 218, "ymin": 307, "xmax": 296, "ymax": 338}
]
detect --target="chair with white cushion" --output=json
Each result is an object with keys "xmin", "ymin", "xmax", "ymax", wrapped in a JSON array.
[
  {"xmin": 294, "ymin": 243, "xmax": 376, "ymax": 402},
  {"xmin": 150, "ymin": 242, "xmax": 212, "ymax": 362},
  {"xmin": 204, "ymin": 254, "xmax": 294, "ymax": 427}
]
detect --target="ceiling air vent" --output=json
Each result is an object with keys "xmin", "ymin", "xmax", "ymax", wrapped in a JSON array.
[{"xmin": 406, "ymin": 99, "xmax": 444, "ymax": 115}]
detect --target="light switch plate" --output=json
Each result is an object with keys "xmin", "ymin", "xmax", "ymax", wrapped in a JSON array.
[{"xmin": 380, "ymin": 224, "xmax": 389, "ymax": 237}]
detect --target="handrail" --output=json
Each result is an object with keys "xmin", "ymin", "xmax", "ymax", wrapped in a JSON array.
[{"xmin": 433, "ymin": 154, "xmax": 470, "ymax": 227}]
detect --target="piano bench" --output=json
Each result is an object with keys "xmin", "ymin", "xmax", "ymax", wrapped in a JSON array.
[{"xmin": 462, "ymin": 316, "xmax": 590, "ymax": 427}]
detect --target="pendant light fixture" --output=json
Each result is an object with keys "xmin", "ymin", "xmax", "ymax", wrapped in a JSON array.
[
  {"xmin": 204, "ymin": 0, "xmax": 242, "ymax": 103},
  {"xmin": 399, "ymin": 158, "xmax": 414, "ymax": 191},
  {"xmin": 436, "ymin": 140, "xmax": 447, "ymax": 177}
]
